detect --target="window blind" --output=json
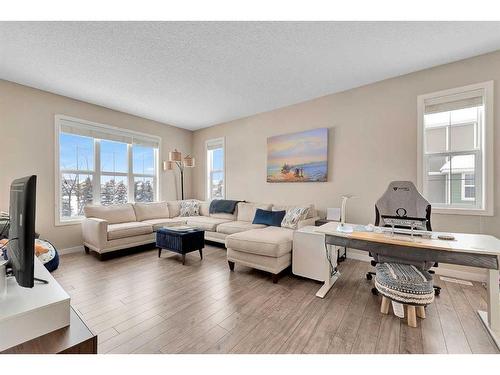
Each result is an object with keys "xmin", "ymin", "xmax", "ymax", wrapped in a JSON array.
[
  {"xmin": 60, "ymin": 118, "xmax": 160, "ymax": 148},
  {"xmin": 424, "ymin": 89, "xmax": 484, "ymax": 114},
  {"xmin": 206, "ymin": 139, "xmax": 223, "ymax": 150}
]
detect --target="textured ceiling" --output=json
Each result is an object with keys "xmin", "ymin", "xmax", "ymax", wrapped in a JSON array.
[{"xmin": 2, "ymin": 22, "xmax": 500, "ymax": 130}]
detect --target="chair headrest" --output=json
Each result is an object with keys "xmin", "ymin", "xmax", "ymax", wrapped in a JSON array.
[{"xmin": 376, "ymin": 181, "xmax": 430, "ymax": 227}]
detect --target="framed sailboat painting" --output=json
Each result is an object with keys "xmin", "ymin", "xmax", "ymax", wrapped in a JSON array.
[{"xmin": 267, "ymin": 128, "xmax": 328, "ymax": 183}]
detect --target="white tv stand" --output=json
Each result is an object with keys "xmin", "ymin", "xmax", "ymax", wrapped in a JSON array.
[{"xmin": 0, "ymin": 256, "xmax": 70, "ymax": 351}]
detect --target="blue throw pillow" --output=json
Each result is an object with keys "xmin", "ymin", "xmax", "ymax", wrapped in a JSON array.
[{"xmin": 252, "ymin": 209, "xmax": 286, "ymax": 227}]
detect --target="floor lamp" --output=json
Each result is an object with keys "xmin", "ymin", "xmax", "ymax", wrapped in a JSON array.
[{"xmin": 164, "ymin": 149, "xmax": 195, "ymax": 200}]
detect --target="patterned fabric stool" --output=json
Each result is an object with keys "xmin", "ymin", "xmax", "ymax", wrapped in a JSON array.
[{"xmin": 375, "ymin": 262, "xmax": 434, "ymax": 327}]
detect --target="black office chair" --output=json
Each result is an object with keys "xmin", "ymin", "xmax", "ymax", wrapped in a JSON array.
[{"xmin": 365, "ymin": 181, "xmax": 441, "ymax": 296}]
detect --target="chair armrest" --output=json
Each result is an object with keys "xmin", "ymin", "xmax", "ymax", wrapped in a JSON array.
[
  {"xmin": 297, "ymin": 216, "xmax": 321, "ymax": 229},
  {"xmin": 82, "ymin": 217, "xmax": 108, "ymax": 250}
]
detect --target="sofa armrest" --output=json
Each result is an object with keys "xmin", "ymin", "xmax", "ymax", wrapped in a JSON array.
[
  {"xmin": 82, "ymin": 217, "xmax": 108, "ymax": 250},
  {"xmin": 297, "ymin": 216, "xmax": 320, "ymax": 229}
]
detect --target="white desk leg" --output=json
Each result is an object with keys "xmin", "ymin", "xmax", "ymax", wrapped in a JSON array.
[
  {"xmin": 478, "ymin": 268, "xmax": 500, "ymax": 349},
  {"xmin": 316, "ymin": 244, "xmax": 340, "ymax": 299}
]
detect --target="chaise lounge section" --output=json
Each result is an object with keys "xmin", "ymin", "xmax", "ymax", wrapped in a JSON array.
[{"xmin": 225, "ymin": 205, "xmax": 318, "ymax": 282}]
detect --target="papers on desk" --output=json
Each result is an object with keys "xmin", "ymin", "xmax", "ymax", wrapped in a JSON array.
[{"xmin": 335, "ymin": 223, "xmax": 375, "ymax": 234}]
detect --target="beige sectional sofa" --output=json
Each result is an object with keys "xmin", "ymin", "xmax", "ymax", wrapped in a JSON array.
[
  {"xmin": 82, "ymin": 200, "xmax": 228, "ymax": 255},
  {"xmin": 82, "ymin": 200, "xmax": 319, "ymax": 281}
]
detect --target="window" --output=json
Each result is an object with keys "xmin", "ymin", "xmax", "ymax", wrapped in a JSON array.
[
  {"xmin": 417, "ymin": 81, "xmax": 494, "ymax": 215},
  {"xmin": 206, "ymin": 138, "xmax": 225, "ymax": 200},
  {"xmin": 56, "ymin": 115, "xmax": 160, "ymax": 224}
]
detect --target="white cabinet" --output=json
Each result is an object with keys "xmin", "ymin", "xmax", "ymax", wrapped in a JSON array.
[
  {"xmin": 0, "ymin": 257, "xmax": 70, "ymax": 351},
  {"xmin": 293, "ymin": 226, "xmax": 337, "ymax": 282}
]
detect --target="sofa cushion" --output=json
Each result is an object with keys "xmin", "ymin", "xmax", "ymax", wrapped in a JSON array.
[
  {"xmin": 199, "ymin": 201, "xmax": 210, "ymax": 216},
  {"xmin": 133, "ymin": 202, "xmax": 169, "ymax": 221},
  {"xmin": 210, "ymin": 212, "xmax": 236, "ymax": 220},
  {"xmin": 216, "ymin": 221, "xmax": 266, "ymax": 235},
  {"xmin": 225, "ymin": 226, "xmax": 294, "ymax": 257},
  {"xmin": 166, "ymin": 201, "xmax": 181, "ymax": 218},
  {"xmin": 236, "ymin": 202, "xmax": 273, "ymax": 222},
  {"xmin": 107, "ymin": 221, "xmax": 153, "ymax": 240},
  {"xmin": 273, "ymin": 204, "xmax": 316, "ymax": 219},
  {"xmin": 185, "ymin": 216, "xmax": 232, "ymax": 231},
  {"xmin": 252, "ymin": 209, "xmax": 286, "ymax": 227},
  {"xmin": 84, "ymin": 204, "xmax": 136, "ymax": 224},
  {"xmin": 141, "ymin": 218, "xmax": 187, "ymax": 231}
]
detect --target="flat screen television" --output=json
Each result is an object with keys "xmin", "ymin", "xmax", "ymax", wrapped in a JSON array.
[{"xmin": 6, "ymin": 175, "xmax": 37, "ymax": 288}]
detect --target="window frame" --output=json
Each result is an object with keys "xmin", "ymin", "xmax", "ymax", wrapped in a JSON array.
[
  {"xmin": 205, "ymin": 137, "xmax": 225, "ymax": 200},
  {"xmin": 55, "ymin": 115, "xmax": 161, "ymax": 226},
  {"xmin": 417, "ymin": 81, "xmax": 494, "ymax": 216}
]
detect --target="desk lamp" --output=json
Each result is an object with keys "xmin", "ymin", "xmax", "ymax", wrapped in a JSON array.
[{"xmin": 337, "ymin": 195, "xmax": 355, "ymax": 233}]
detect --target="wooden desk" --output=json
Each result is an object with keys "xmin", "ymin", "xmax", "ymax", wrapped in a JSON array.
[
  {"xmin": 1, "ymin": 307, "xmax": 97, "ymax": 354},
  {"xmin": 315, "ymin": 222, "xmax": 500, "ymax": 349}
]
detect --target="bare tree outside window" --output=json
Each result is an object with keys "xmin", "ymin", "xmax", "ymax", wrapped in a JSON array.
[{"xmin": 134, "ymin": 179, "xmax": 154, "ymax": 202}]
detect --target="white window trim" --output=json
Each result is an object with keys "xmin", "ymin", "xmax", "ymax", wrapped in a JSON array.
[
  {"xmin": 461, "ymin": 172, "xmax": 475, "ymax": 202},
  {"xmin": 205, "ymin": 137, "xmax": 225, "ymax": 200},
  {"xmin": 417, "ymin": 81, "xmax": 494, "ymax": 216},
  {"xmin": 55, "ymin": 115, "xmax": 161, "ymax": 226}
]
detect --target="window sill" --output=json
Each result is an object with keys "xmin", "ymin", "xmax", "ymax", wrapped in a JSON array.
[
  {"xmin": 432, "ymin": 207, "xmax": 493, "ymax": 216},
  {"xmin": 55, "ymin": 218, "xmax": 84, "ymax": 227}
]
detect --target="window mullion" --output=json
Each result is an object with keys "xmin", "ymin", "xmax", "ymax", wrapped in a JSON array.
[{"xmin": 60, "ymin": 169, "xmax": 94, "ymax": 174}]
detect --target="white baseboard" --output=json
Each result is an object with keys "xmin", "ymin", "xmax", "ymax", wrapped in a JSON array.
[
  {"xmin": 59, "ymin": 245, "xmax": 85, "ymax": 255},
  {"xmin": 345, "ymin": 248, "xmax": 487, "ymax": 283}
]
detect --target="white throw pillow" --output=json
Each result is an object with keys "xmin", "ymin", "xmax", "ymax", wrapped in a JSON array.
[
  {"xmin": 281, "ymin": 206, "xmax": 310, "ymax": 229},
  {"xmin": 179, "ymin": 200, "xmax": 200, "ymax": 217}
]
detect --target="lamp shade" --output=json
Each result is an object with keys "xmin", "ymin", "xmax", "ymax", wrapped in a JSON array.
[
  {"xmin": 183, "ymin": 155, "xmax": 195, "ymax": 167},
  {"xmin": 169, "ymin": 149, "xmax": 182, "ymax": 162},
  {"xmin": 163, "ymin": 161, "xmax": 174, "ymax": 171}
]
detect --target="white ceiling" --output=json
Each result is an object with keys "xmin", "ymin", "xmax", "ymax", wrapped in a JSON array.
[{"xmin": 2, "ymin": 22, "xmax": 500, "ymax": 130}]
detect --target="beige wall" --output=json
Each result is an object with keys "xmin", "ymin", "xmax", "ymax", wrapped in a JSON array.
[
  {"xmin": 0, "ymin": 80, "xmax": 193, "ymax": 250},
  {"xmin": 192, "ymin": 50, "xmax": 500, "ymax": 280}
]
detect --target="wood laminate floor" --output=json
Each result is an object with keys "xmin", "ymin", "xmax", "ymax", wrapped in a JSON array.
[{"xmin": 53, "ymin": 245, "xmax": 499, "ymax": 354}]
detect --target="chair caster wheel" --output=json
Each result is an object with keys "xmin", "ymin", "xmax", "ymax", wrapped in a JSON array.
[
  {"xmin": 366, "ymin": 273, "xmax": 373, "ymax": 280},
  {"xmin": 371, "ymin": 288, "xmax": 378, "ymax": 296},
  {"xmin": 434, "ymin": 289, "xmax": 441, "ymax": 296}
]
